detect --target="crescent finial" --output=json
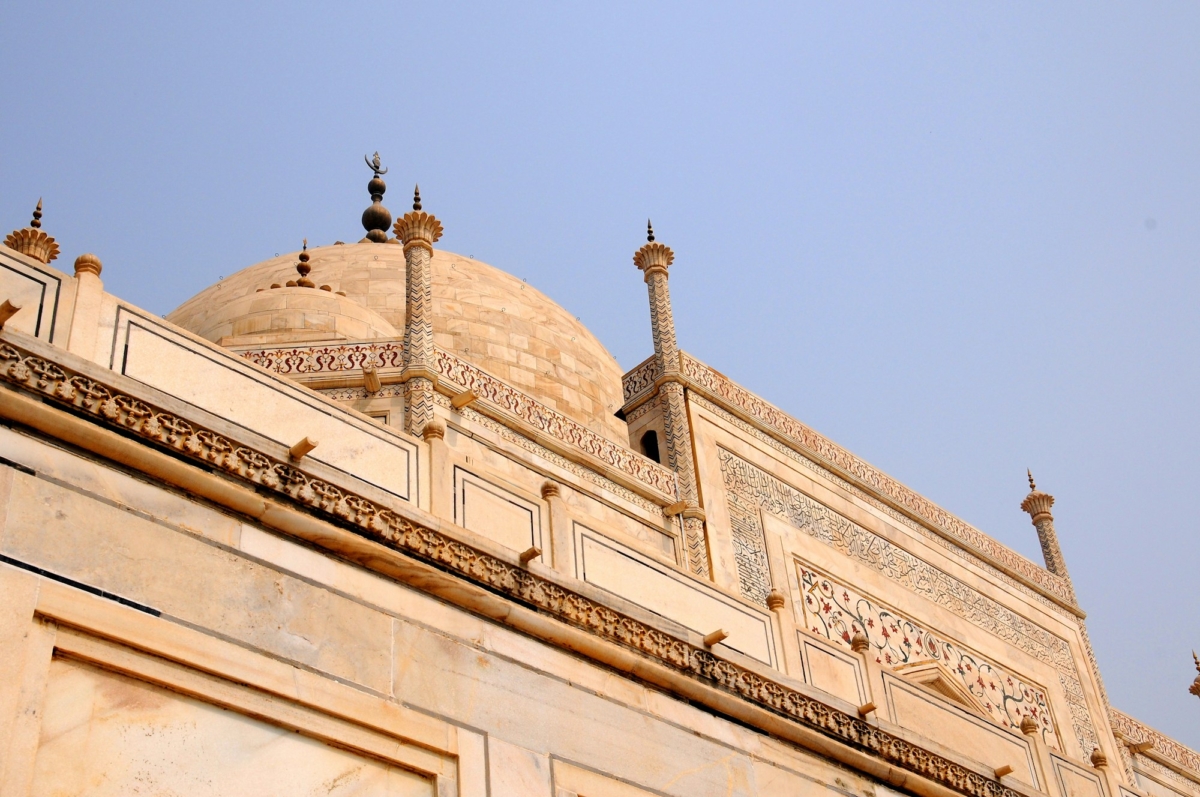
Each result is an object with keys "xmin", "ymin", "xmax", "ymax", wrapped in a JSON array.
[{"xmin": 364, "ymin": 152, "xmax": 388, "ymax": 177}]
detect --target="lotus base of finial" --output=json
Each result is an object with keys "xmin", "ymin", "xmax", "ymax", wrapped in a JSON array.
[{"xmin": 4, "ymin": 228, "xmax": 60, "ymax": 264}]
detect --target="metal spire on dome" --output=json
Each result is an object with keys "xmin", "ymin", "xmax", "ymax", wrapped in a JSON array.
[
  {"xmin": 31, "ymin": 199, "xmax": 43, "ymax": 229},
  {"xmin": 361, "ymin": 152, "xmax": 392, "ymax": 243},
  {"xmin": 413, "ymin": 185, "xmax": 422, "ymax": 211},
  {"xmin": 295, "ymin": 239, "xmax": 315, "ymax": 288},
  {"xmin": 1027, "ymin": 469, "xmax": 1037, "ymax": 492},
  {"xmin": 647, "ymin": 219, "xmax": 654, "ymax": 242}
]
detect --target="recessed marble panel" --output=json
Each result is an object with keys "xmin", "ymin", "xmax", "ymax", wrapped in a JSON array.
[
  {"xmin": 31, "ymin": 657, "xmax": 433, "ymax": 797},
  {"xmin": 575, "ymin": 528, "xmax": 773, "ymax": 665},
  {"xmin": 454, "ymin": 467, "xmax": 541, "ymax": 552},
  {"xmin": 117, "ymin": 313, "xmax": 413, "ymax": 500}
]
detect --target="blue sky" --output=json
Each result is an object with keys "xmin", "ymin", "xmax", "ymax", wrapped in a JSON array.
[{"xmin": 3, "ymin": 3, "xmax": 1198, "ymax": 747}]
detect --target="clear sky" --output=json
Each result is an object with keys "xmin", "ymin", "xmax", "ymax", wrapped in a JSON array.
[{"xmin": 3, "ymin": 2, "xmax": 1198, "ymax": 748}]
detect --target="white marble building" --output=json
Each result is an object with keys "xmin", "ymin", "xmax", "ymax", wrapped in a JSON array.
[{"xmin": 0, "ymin": 169, "xmax": 1195, "ymax": 797}]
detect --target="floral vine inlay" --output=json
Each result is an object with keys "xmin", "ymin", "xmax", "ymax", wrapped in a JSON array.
[{"xmin": 799, "ymin": 564, "xmax": 1059, "ymax": 748}]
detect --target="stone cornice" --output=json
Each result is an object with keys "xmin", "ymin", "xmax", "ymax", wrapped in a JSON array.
[
  {"xmin": 0, "ymin": 333, "xmax": 1048, "ymax": 797},
  {"xmin": 620, "ymin": 352, "xmax": 1079, "ymax": 613}
]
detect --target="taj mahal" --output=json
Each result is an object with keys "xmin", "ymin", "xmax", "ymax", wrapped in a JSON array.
[{"xmin": 0, "ymin": 155, "xmax": 1195, "ymax": 797}]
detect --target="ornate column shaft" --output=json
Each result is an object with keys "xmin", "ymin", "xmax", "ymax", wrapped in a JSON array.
[
  {"xmin": 393, "ymin": 186, "xmax": 443, "ymax": 437},
  {"xmin": 634, "ymin": 223, "xmax": 710, "ymax": 577},
  {"xmin": 1020, "ymin": 471, "xmax": 1077, "ymax": 604}
]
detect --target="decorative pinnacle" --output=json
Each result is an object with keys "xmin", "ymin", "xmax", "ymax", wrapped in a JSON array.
[
  {"xmin": 1191, "ymin": 651, "xmax": 1200, "ymax": 699},
  {"xmin": 633, "ymin": 221, "xmax": 674, "ymax": 277},
  {"xmin": 364, "ymin": 152, "xmax": 388, "ymax": 177},
  {"xmin": 4, "ymin": 199, "xmax": 60, "ymax": 264},
  {"xmin": 1020, "ymin": 470, "xmax": 1055, "ymax": 524},
  {"xmin": 295, "ymin": 239, "xmax": 314, "ymax": 287},
  {"xmin": 392, "ymin": 186, "xmax": 443, "ymax": 250}
]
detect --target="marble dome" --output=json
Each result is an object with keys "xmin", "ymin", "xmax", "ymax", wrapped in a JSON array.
[{"xmin": 167, "ymin": 242, "xmax": 629, "ymax": 443}]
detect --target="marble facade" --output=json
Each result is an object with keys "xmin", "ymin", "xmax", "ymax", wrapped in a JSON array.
[{"xmin": 0, "ymin": 189, "xmax": 1195, "ymax": 797}]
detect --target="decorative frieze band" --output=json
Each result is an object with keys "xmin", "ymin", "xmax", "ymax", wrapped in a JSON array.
[
  {"xmin": 432, "ymin": 349, "xmax": 677, "ymax": 498},
  {"xmin": 1109, "ymin": 708, "xmax": 1200, "ymax": 782},
  {"xmin": 240, "ymin": 341, "xmax": 405, "ymax": 374},
  {"xmin": 679, "ymin": 352, "xmax": 1074, "ymax": 607},
  {"xmin": 622, "ymin": 356, "xmax": 660, "ymax": 404},
  {"xmin": 236, "ymin": 341, "xmax": 678, "ymax": 499},
  {"xmin": 0, "ymin": 339, "xmax": 1049, "ymax": 797}
]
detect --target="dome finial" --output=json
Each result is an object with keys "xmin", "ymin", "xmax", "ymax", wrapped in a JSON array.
[
  {"xmin": 413, "ymin": 184, "xmax": 422, "ymax": 212},
  {"xmin": 365, "ymin": 152, "xmax": 388, "ymax": 178},
  {"xmin": 31, "ymin": 198, "xmax": 43, "ymax": 229},
  {"xmin": 361, "ymin": 153, "xmax": 392, "ymax": 243},
  {"xmin": 295, "ymin": 239, "xmax": 315, "ymax": 288},
  {"xmin": 1027, "ymin": 469, "xmax": 1036, "ymax": 492},
  {"xmin": 647, "ymin": 219, "xmax": 654, "ymax": 242}
]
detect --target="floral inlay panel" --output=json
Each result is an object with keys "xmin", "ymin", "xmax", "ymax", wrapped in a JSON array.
[
  {"xmin": 798, "ymin": 563, "xmax": 1059, "ymax": 749},
  {"xmin": 717, "ymin": 447, "xmax": 1098, "ymax": 756}
]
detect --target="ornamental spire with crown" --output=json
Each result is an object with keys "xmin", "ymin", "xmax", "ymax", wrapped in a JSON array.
[
  {"xmin": 1021, "ymin": 470, "xmax": 1077, "ymax": 604},
  {"xmin": 633, "ymin": 218, "xmax": 674, "ymax": 279},
  {"xmin": 392, "ymin": 184, "xmax": 443, "ymax": 253},
  {"xmin": 631, "ymin": 221, "xmax": 709, "ymax": 578},
  {"xmin": 393, "ymin": 183, "xmax": 443, "ymax": 436},
  {"xmin": 4, "ymin": 199, "xmax": 61, "ymax": 264},
  {"xmin": 361, "ymin": 152, "xmax": 393, "ymax": 243}
]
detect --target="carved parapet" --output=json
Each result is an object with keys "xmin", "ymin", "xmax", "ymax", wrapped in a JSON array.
[
  {"xmin": 633, "ymin": 241, "xmax": 674, "ymax": 279},
  {"xmin": 4, "ymin": 227, "xmax": 60, "ymax": 265},
  {"xmin": 392, "ymin": 211, "xmax": 444, "ymax": 252}
]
